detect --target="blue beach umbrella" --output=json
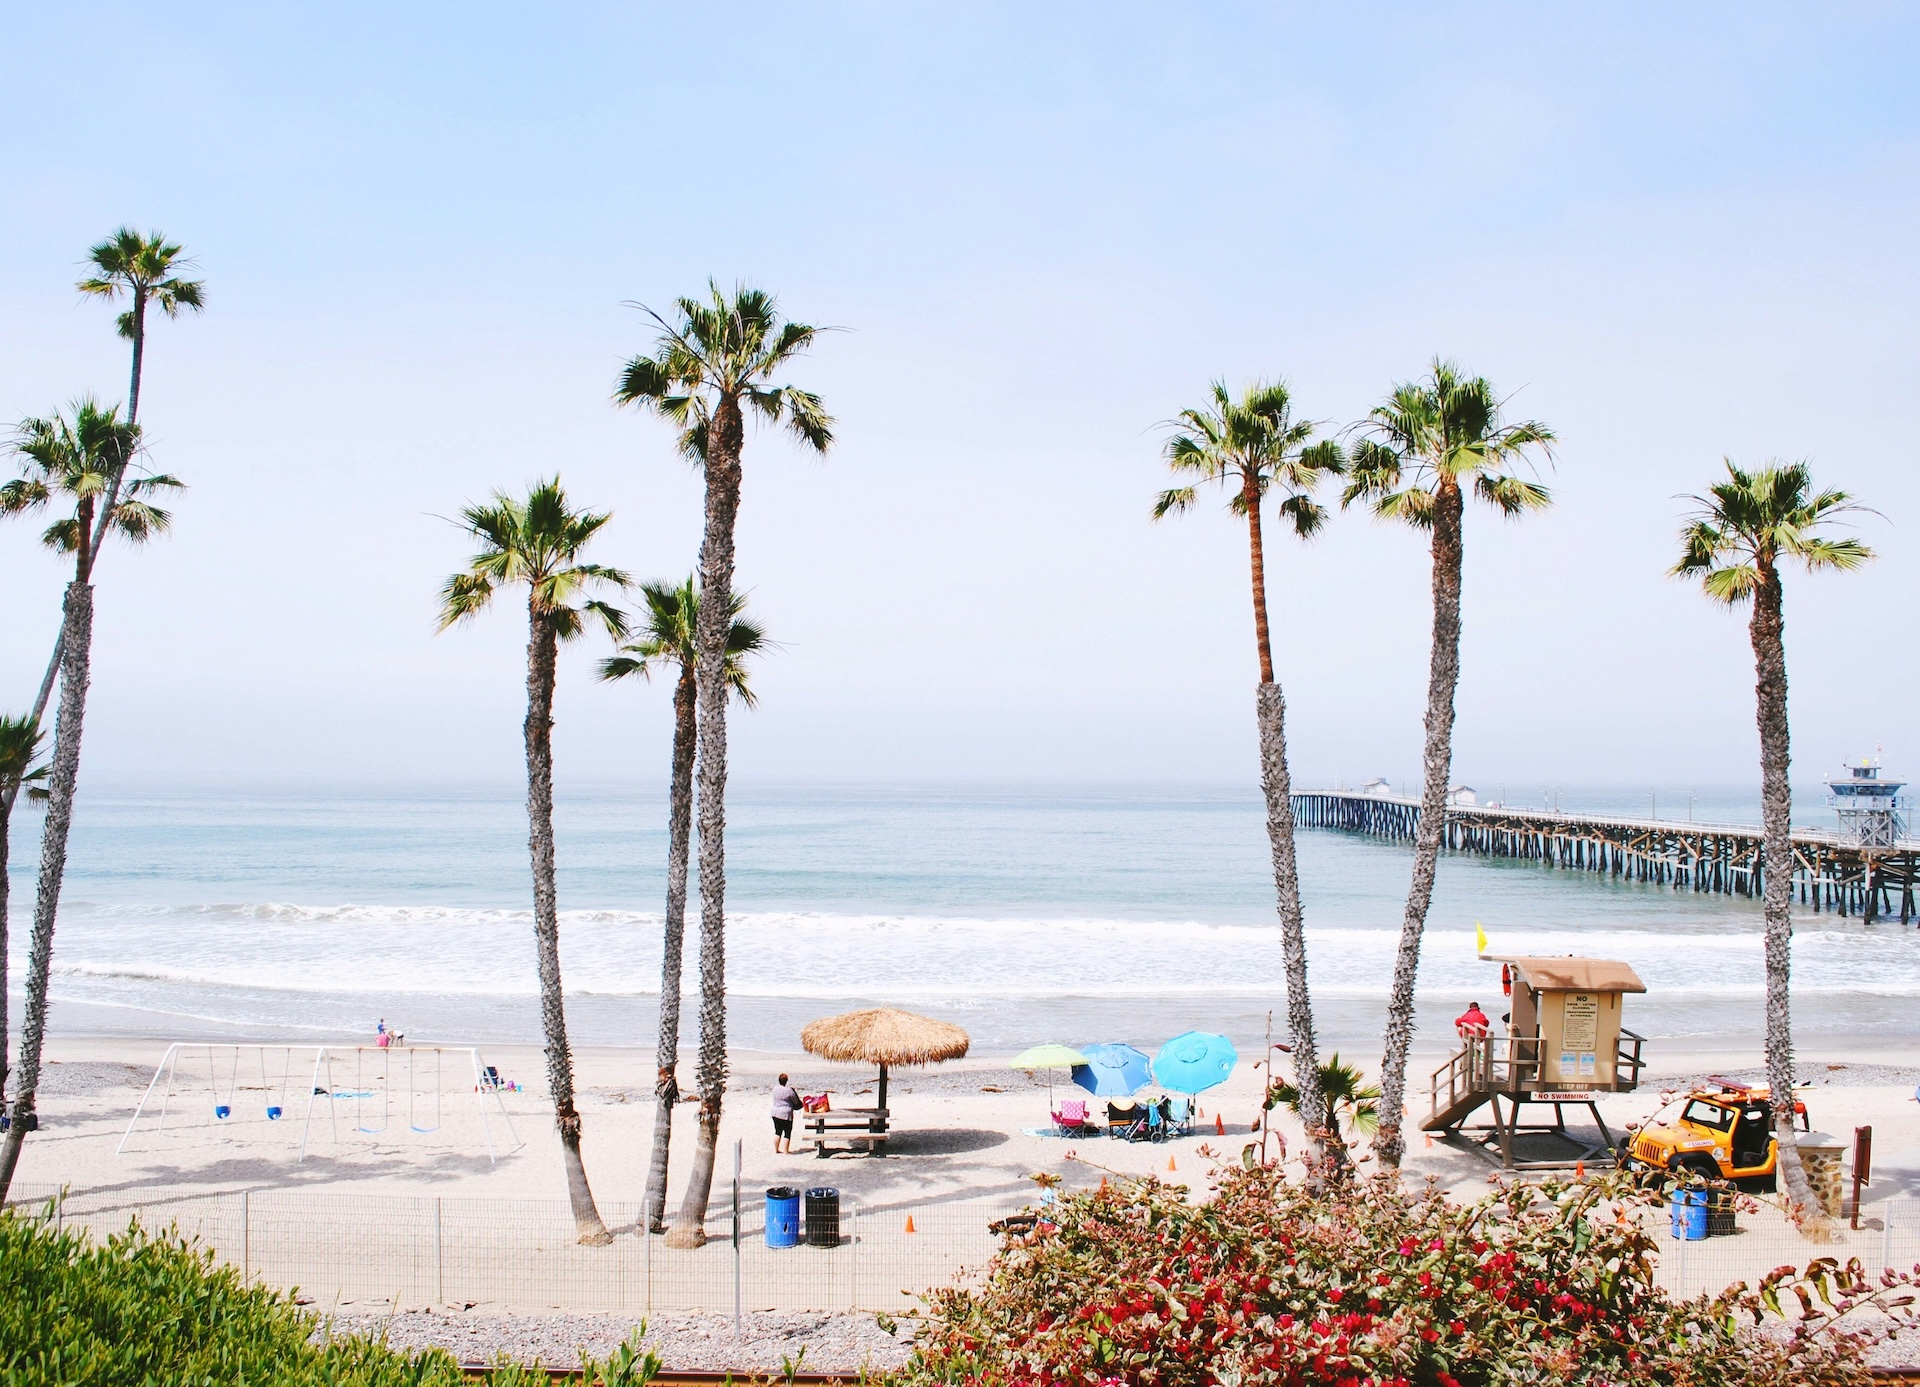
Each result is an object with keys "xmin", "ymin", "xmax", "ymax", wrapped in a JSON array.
[
  {"xmin": 1153, "ymin": 1031, "xmax": 1238, "ymax": 1095},
  {"xmin": 1072, "ymin": 1042, "xmax": 1153, "ymax": 1098}
]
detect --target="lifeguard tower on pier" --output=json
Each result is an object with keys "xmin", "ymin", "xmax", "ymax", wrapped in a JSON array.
[
  {"xmin": 1424, "ymin": 956, "xmax": 1647, "ymax": 1170},
  {"xmin": 1828, "ymin": 757, "xmax": 1907, "ymax": 847}
]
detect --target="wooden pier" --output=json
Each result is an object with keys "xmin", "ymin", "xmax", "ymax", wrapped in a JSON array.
[{"xmin": 1292, "ymin": 791, "xmax": 1920, "ymax": 924}]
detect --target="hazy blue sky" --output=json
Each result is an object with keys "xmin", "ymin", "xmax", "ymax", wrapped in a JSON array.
[{"xmin": 2, "ymin": 4, "xmax": 1915, "ymax": 790}]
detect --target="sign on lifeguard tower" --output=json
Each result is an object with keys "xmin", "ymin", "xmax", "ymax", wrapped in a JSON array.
[
  {"xmin": 1425, "ymin": 954, "xmax": 1648, "ymax": 1169},
  {"xmin": 1500, "ymin": 956, "xmax": 1645, "ymax": 1089}
]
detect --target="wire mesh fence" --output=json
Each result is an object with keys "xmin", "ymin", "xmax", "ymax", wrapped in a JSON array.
[
  {"xmin": 2, "ymin": 1181, "xmax": 1025, "ymax": 1314},
  {"xmin": 7, "ymin": 1180, "xmax": 1915, "ymax": 1315}
]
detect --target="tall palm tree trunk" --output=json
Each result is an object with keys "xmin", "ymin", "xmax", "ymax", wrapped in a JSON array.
[
  {"xmin": 1, "ymin": 793, "xmax": 12, "ymax": 1112},
  {"xmin": 524, "ymin": 604, "xmax": 610, "ymax": 1245},
  {"xmin": 1749, "ymin": 567, "xmax": 1819, "ymax": 1223},
  {"xmin": 644, "ymin": 665, "xmax": 697, "ymax": 1234},
  {"xmin": 1375, "ymin": 482, "xmax": 1465, "ymax": 1172},
  {"xmin": 0, "ymin": 583, "xmax": 91, "ymax": 1199},
  {"xmin": 1243, "ymin": 481, "xmax": 1326, "ymax": 1160},
  {"xmin": 666, "ymin": 395, "xmax": 744, "ymax": 1249}
]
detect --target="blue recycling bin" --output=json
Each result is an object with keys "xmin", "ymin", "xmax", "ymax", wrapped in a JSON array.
[
  {"xmin": 1668, "ymin": 1187, "xmax": 1708, "ymax": 1240},
  {"xmin": 765, "ymin": 1186, "xmax": 801, "ymax": 1248}
]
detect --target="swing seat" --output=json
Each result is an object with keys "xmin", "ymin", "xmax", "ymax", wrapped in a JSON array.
[
  {"xmin": 266, "ymin": 1105, "xmax": 283, "ymax": 1121},
  {"xmin": 214, "ymin": 1104, "xmax": 232, "ymax": 1120},
  {"xmin": 410, "ymin": 1124, "xmax": 438, "ymax": 1134}
]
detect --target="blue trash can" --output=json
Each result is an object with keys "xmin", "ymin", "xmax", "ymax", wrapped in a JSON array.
[
  {"xmin": 1669, "ymin": 1187, "xmax": 1708, "ymax": 1240},
  {"xmin": 766, "ymin": 1186, "xmax": 801, "ymax": 1248}
]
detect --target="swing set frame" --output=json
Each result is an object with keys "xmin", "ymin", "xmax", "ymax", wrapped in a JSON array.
[{"xmin": 119, "ymin": 1043, "xmax": 522, "ymax": 1164}]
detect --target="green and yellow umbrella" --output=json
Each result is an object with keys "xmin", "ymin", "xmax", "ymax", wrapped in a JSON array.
[{"xmin": 1011, "ymin": 1043, "xmax": 1090, "ymax": 1108}]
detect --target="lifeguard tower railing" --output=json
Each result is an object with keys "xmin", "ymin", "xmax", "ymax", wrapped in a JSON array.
[{"xmin": 1427, "ymin": 1028, "xmax": 1647, "ymax": 1133}]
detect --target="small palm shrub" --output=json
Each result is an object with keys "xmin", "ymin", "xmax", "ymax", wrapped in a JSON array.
[
  {"xmin": 0, "ymin": 1205, "xmax": 657, "ymax": 1386},
  {"xmin": 903, "ymin": 1166, "xmax": 1913, "ymax": 1387}
]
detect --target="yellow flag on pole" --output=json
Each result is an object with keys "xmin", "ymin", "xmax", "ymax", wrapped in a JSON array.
[{"xmin": 1474, "ymin": 922, "xmax": 1489, "ymax": 954}]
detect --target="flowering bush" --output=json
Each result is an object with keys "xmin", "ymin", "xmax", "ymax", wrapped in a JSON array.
[{"xmin": 903, "ymin": 1165, "xmax": 1913, "ymax": 1387}]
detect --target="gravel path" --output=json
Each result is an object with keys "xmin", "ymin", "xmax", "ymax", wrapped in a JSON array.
[{"xmin": 316, "ymin": 1308, "xmax": 917, "ymax": 1373}]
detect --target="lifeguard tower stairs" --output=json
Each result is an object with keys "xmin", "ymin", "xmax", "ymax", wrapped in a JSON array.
[{"xmin": 1423, "ymin": 956, "xmax": 1648, "ymax": 1170}]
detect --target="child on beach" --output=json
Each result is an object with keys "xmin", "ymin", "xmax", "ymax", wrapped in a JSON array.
[{"xmin": 770, "ymin": 1073, "xmax": 801, "ymax": 1155}]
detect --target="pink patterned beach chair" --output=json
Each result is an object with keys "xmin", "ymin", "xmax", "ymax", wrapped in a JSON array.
[{"xmin": 1052, "ymin": 1098, "xmax": 1090, "ymax": 1136}]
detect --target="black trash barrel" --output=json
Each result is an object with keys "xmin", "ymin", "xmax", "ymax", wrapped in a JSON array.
[
  {"xmin": 1705, "ymin": 1187, "xmax": 1737, "ymax": 1237},
  {"xmin": 805, "ymin": 1186, "xmax": 841, "ymax": 1247}
]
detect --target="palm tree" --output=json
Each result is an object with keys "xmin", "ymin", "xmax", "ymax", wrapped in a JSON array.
[
  {"xmin": 1267, "ymin": 1052, "xmax": 1381, "ymax": 1167},
  {"xmin": 600, "ymin": 579, "xmax": 769, "ymax": 1235},
  {"xmin": 4, "ymin": 233, "xmax": 210, "ymax": 750},
  {"xmin": 614, "ymin": 282, "xmax": 831, "ymax": 1248},
  {"xmin": 1343, "ymin": 360, "xmax": 1554, "ymax": 1172},
  {"xmin": 0, "ymin": 401, "xmax": 178, "ymax": 1199},
  {"xmin": 0, "ymin": 716, "xmax": 50, "ymax": 1120},
  {"xmin": 77, "ymin": 228, "xmax": 206, "ymax": 428},
  {"xmin": 1154, "ymin": 379, "xmax": 1343, "ymax": 1160},
  {"xmin": 439, "ymin": 477, "xmax": 629, "ymax": 1244},
  {"xmin": 9, "ymin": 233, "xmax": 200, "ymax": 806},
  {"xmin": 1673, "ymin": 460, "xmax": 1871, "ymax": 1230}
]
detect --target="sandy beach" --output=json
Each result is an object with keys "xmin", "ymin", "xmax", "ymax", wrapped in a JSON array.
[
  {"xmin": 9, "ymin": 1031, "xmax": 1920, "ymax": 1370},
  {"xmin": 25, "ymin": 1032, "xmax": 1916, "ymax": 1205}
]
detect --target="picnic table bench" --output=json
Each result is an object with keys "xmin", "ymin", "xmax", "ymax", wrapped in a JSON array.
[{"xmin": 806, "ymin": 1106, "xmax": 889, "ymax": 1157}]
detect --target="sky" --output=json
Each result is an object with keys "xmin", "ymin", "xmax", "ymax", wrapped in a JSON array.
[{"xmin": 1, "ymin": 4, "xmax": 1916, "ymax": 792}]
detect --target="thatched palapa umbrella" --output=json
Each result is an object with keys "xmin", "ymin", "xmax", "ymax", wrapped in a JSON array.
[{"xmin": 800, "ymin": 1008, "xmax": 970, "ymax": 1115}]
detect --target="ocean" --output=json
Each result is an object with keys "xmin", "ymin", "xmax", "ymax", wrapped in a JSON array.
[{"xmin": 6, "ymin": 781, "xmax": 1918, "ymax": 1061}]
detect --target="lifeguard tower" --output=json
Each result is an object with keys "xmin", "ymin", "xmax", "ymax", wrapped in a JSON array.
[
  {"xmin": 1828, "ymin": 757, "xmax": 1906, "ymax": 847},
  {"xmin": 1424, "ymin": 955, "xmax": 1648, "ymax": 1169}
]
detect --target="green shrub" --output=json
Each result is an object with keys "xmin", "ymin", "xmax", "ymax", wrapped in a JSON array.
[
  {"xmin": 0, "ymin": 1204, "xmax": 658, "ymax": 1387},
  {"xmin": 902, "ymin": 1166, "xmax": 1915, "ymax": 1387}
]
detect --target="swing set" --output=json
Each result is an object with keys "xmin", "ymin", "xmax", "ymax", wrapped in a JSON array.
[{"xmin": 119, "ymin": 1043, "xmax": 522, "ymax": 1164}]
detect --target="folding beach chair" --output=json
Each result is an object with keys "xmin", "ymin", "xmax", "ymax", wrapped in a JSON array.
[
  {"xmin": 1163, "ymin": 1096, "xmax": 1193, "ymax": 1135},
  {"xmin": 1106, "ymin": 1100, "xmax": 1146, "ymax": 1141},
  {"xmin": 1051, "ymin": 1098, "xmax": 1089, "ymax": 1136}
]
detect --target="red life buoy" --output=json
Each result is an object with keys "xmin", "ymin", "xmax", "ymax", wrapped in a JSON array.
[{"xmin": 1501, "ymin": 964, "xmax": 1512, "ymax": 997}]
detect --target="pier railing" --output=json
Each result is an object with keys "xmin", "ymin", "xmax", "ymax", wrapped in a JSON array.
[{"xmin": 1294, "ymin": 791, "xmax": 1920, "ymax": 922}]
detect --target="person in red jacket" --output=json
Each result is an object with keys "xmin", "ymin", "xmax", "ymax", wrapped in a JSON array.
[{"xmin": 1454, "ymin": 1001, "xmax": 1491, "ymax": 1038}]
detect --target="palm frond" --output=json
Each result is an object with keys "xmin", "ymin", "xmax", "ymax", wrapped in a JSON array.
[
  {"xmin": 1155, "ymin": 377, "xmax": 1339, "ymax": 542},
  {"xmin": 1672, "ymin": 458, "xmax": 1875, "ymax": 603},
  {"xmin": 1152, "ymin": 486, "xmax": 1199, "ymax": 519},
  {"xmin": 1345, "ymin": 363, "xmax": 1552, "ymax": 526}
]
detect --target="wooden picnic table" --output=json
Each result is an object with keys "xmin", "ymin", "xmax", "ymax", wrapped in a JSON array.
[{"xmin": 806, "ymin": 1106, "xmax": 889, "ymax": 1157}]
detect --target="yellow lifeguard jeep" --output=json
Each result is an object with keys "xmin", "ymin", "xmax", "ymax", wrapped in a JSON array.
[{"xmin": 1620, "ymin": 1078, "xmax": 1809, "ymax": 1192}]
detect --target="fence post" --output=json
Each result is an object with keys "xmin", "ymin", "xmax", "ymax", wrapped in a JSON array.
[
  {"xmin": 433, "ymin": 1197, "xmax": 444, "ymax": 1307},
  {"xmin": 731, "ymin": 1138, "xmax": 742, "ymax": 1337},
  {"xmin": 849, "ymin": 1199, "xmax": 858, "ymax": 1311},
  {"xmin": 644, "ymin": 1211, "xmax": 653, "ymax": 1315},
  {"xmin": 241, "ymin": 1190, "xmax": 250, "ymax": 1283}
]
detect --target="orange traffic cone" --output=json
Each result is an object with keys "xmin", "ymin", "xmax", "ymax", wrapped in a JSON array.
[
  {"xmin": 1214, "ymin": 1113, "xmax": 1225, "ymax": 1136},
  {"xmin": 904, "ymin": 1215, "xmax": 916, "ymax": 1233},
  {"xmin": 1167, "ymin": 1155, "xmax": 1177, "ymax": 1173},
  {"xmin": 1575, "ymin": 1161, "xmax": 1586, "ymax": 1180},
  {"xmin": 1423, "ymin": 1133, "xmax": 1433, "ymax": 1148}
]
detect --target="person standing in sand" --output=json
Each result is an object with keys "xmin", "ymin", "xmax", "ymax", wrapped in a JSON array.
[{"xmin": 770, "ymin": 1073, "xmax": 800, "ymax": 1155}]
